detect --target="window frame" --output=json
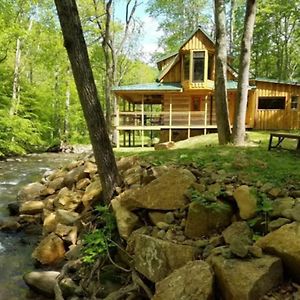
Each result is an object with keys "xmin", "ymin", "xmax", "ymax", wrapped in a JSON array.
[
  {"xmin": 258, "ymin": 97, "xmax": 286, "ymax": 110},
  {"xmin": 291, "ymin": 95, "xmax": 299, "ymax": 110}
]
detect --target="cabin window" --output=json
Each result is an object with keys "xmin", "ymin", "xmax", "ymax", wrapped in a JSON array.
[
  {"xmin": 193, "ymin": 51, "xmax": 205, "ymax": 82},
  {"xmin": 291, "ymin": 96, "xmax": 298, "ymax": 110},
  {"xmin": 183, "ymin": 53, "xmax": 190, "ymax": 80},
  {"xmin": 258, "ymin": 97, "xmax": 286, "ymax": 110}
]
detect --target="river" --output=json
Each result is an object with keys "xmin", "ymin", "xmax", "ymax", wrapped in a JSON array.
[{"xmin": 0, "ymin": 153, "xmax": 79, "ymax": 300}]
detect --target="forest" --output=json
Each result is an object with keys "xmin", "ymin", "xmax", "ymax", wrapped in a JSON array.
[{"xmin": 0, "ymin": 0, "xmax": 299, "ymax": 157}]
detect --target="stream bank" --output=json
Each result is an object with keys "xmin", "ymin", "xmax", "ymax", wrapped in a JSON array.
[{"xmin": 0, "ymin": 153, "xmax": 79, "ymax": 299}]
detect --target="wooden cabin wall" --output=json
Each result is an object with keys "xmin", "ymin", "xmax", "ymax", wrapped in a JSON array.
[
  {"xmin": 157, "ymin": 55, "xmax": 177, "ymax": 71},
  {"xmin": 254, "ymin": 82, "xmax": 300, "ymax": 130},
  {"xmin": 162, "ymin": 61, "xmax": 181, "ymax": 83}
]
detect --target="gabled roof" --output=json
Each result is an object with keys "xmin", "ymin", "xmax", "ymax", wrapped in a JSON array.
[
  {"xmin": 255, "ymin": 77, "xmax": 300, "ymax": 86},
  {"xmin": 179, "ymin": 25, "xmax": 215, "ymax": 50},
  {"xmin": 157, "ymin": 54, "xmax": 180, "ymax": 82},
  {"xmin": 112, "ymin": 82, "xmax": 182, "ymax": 92}
]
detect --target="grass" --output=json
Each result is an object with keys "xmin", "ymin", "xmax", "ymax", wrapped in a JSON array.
[{"xmin": 115, "ymin": 131, "xmax": 300, "ymax": 188}]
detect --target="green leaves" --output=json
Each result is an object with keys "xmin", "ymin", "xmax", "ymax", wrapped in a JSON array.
[{"xmin": 81, "ymin": 205, "xmax": 117, "ymax": 264}]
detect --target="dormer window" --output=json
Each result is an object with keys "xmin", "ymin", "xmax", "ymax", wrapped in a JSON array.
[{"xmin": 193, "ymin": 51, "xmax": 205, "ymax": 82}]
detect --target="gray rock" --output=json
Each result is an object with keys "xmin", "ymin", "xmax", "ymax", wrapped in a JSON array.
[
  {"xmin": 210, "ymin": 255, "xmax": 283, "ymax": 300},
  {"xmin": 17, "ymin": 182, "xmax": 44, "ymax": 202},
  {"xmin": 256, "ymin": 222, "xmax": 300, "ymax": 282},
  {"xmin": 222, "ymin": 221, "xmax": 253, "ymax": 245},
  {"xmin": 152, "ymin": 260, "xmax": 214, "ymax": 300},
  {"xmin": 19, "ymin": 201, "xmax": 45, "ymax": 215},
  {"xmin": 185, "ymin": 200, "xmax": 232, "ymax": 238},
  {"xmin": 271, "ymin": 197, "xmax": 295, "ymax": 218},
  {"xmin": 56, "ymin": 209, "xmax": 80, "ymax": 226},
  {"xmin": 133, "ymin": 234, "xmax": 197, "ymax": 282},
  {"xmin": 233, "ymin": 185, "xmax": 257, "ymax": 220},
  {"xmin": 118, "ymin": 168, "xmax": 195, "ymax": 211},
  {"xmin": 23, "ymin": 271, "xmax": 60, "ymax": 296},
  {"xmin": 268, "ymin": 218, "xmax": 291, "ymax": 232}
]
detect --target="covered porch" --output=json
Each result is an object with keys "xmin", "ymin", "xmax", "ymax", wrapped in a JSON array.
[{"xmin": 113, "ymin": 83, "xmax": 218, "ymax": 147}]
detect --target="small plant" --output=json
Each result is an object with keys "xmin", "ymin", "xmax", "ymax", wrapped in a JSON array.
[
  {"xmin": 81, "ymin": 205, "xmax": 117, "ymax": 264},
  {"xmin": 187, "ymin": 188, "xmax": 230, "ymax": 212}
]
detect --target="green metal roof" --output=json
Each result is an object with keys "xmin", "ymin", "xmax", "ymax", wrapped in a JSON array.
[
  {"xmin": 255, "ymin": 77, "xmax": 300, "ymax": 86},
  {"xmin": 112, "ymin": 82, "xmax": 182, "ymax": 92}
]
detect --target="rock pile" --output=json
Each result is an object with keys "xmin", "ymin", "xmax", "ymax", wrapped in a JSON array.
[{"xmin": 4, "ymin": 154, "xmax": 300, "ymax": 299}]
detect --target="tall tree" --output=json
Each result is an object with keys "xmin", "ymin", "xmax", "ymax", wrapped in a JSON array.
[
  {"xmin": 54, "ymin": 0, "xmax": 120, "ymax": 203},
  {"xmin": 232, "ymin": 0, "xmax": 256, "ymax": 145},
  {"xmin": 214, "ymin": 0, "xmax": 232, "ymax": 144}
]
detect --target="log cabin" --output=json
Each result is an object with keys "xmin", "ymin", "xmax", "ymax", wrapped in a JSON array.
[{"xmin": 113, "ymin": 25, "xmax": 300, "ymax": 147}]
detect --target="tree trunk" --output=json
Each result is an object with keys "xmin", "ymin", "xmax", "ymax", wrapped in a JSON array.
[
  {"xmin": 10, "ymin": 38, "xmax": 22, "ymax": 116},
  {"xmin": 229, "ymin": 0, "xmax": 235, "ymax": 56},
  {"xmin": 54, "ymin": 0, "xmax": 120, "ymax": 203},
  {"xmin": 64, "ymin": 68, "xmax": 71, "ymax": 142},
  {"xmin": 214, "ymin": 0, "xmax": 232, "ymax": 145},
  {"xmin": 232, "ymin": 0, "xmax": 257, "ymax": 145}
]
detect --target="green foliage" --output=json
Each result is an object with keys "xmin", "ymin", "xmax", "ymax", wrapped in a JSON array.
[
  {"xmin": 187, "ymin": 187, "xmax": 230, "ymax": 212},
  {"xmin": 81, "ymin": 205, "xmax": 117, "ymax": 264}
]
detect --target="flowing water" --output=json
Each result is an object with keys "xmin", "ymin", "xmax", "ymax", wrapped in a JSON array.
[{"xmin": 0, "ymin": 153, "xmax": 79, "ymax": 300}]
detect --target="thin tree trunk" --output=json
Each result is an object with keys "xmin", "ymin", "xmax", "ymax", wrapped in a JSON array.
[
  {"xmin": 54, "ymin": 0, "xmax": 121, "ymax": 203},
  {"xmin": 214, "ymin": 0, "xmax": 232, "ymax": 145},
  {"xmin": 10, "ymin": 38, "xmax": 22, "ymax": 116},
  {"xmin": 232, "ymin": 0, "xmax": 257, "ymax": 145},
  {"xmin": 64, "ymin": 69, "xmax": 71, "ymax": 142},
  {"xmin": 229, "ymin": 0, "xmax": 235, "ymax": 56}
]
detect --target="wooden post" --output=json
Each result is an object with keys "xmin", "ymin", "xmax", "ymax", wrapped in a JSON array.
[
  {"xmin": 169, "ymin": 96, "xmax": 172, "ymax": 142},
  {"xmin": 188, "ymin": 110, "xmax": 191, "ymax": 138},
  {"xmin": 141, "ymin": 95, "xmax": 144, "ymax": 148},
  {"xmin": 115, "ymin": 97, "xmax": 120, "ymax": 148},
  {"xmin": 204, "ymin": 95, "xmax": 208, "ymax": 135}
]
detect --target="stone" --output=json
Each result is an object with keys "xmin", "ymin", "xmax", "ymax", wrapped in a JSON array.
[
  {"xmin": 43, "ymin": 212, "xmax": 58, "ymax": 233},
  {"xmin": 118, "ymin": 168, "xmax": 195, "ymax": 210},
  {"xmin": 111, "ymin": 198, "xmax": 139, "ymax": 240},
  {"xmin": 260, "ymin": 183, "xmax": 273, "ymax": 193},
  {"xmin": 63, "ymin": 166, "xmax": 87, "ymax": 188},
  {"xmin": 55, "ymin": 224, "xmax": 77, "ymax": 245},
  {"xmin": 270, "ymin": 197, "xmax": 295, "ymax": 218},
  {"xmin": 268, "ymin": 218, "xmax": 291, "ymax": 232},
  {"xmin": 76, "ymin": 178, "xmax": 91, "ymax": 190},
  {"xmin": 117, "ymin": 156, "xmax": 139, "ymax": 173},
  {"xmin": 19, "ymin": 201, "xmax": 45, "ymax": 215},
  {"xmin": 229, "ymin": 238, "xmax": 249, "ymax": 258},
  {"xmin": 291, "ymin": 204, "xmax": 300, "ymax": 222},
  {"xmin": 0, "ymin": 217, "xmax": 20, "ymax": 231},
  {"xmin": 233, "ymin": 185, "xmax": 257, "ymax": 220},
  {"xmin": 47, "ymin": 177, "xmax": 65, "ymax": 192},
  {"xmin": 207, "ymin": 183, "xmax": 222, "ymax": 194},
  {"xmin": 19, "ymin": 214, "xmax": 41, "ymax": 225},
  {"xmin": 60, "ymin": 277, "xmax": 79, "ymax": 297},
  {"xmin": 17, "ymin": 182, "xmax": 44, "ymax": 202},
  {"xmin": 7, "ymin": 202, "xmax": 19, "ymax": 216},
  {"xmin": 54, "ymin": 188, "xmax": 83, "ymax": 211},
  {"xmin": 56, "ymin": 209, "xmax": 80, "ymax": 226},
  {"xmin": 23, "ymin": 271, "xmax": 60, "ymax": 296},
  {"xmin": 148, "ymin": 211, "xmax": 166, "ymax": 226},
  {"xmin": 133, "ymin": 234, "xmax": 197, "ymax": 282},
  {"xmin": 185, "ymin": 201, "xmax": 232, "ymax": 238},
  {"xmin": 210, "ymin": 255, "xmax": 283, "ymax": 300},
  {"xmin": 82, "ymin": 178, "xmax": 102, "ymax": 208},
  {"xmin": 164, "ymin": 212, "xmax": 175, "ymax": 224},
  {"xmin": 222, "ymin": 221, "xmax": 253, "ymax": 245},
  {"xmin": 32, "ymin": 233, "xmax": 66, "ymax": 265},
  {"xmin": 268, "ymin": 187, "xmax": 281, "ymax": 198},
  {"xmin": 156, "ymin": 222, "xmax": 170, "ymax": 230},
  {"xmin": 290, "ymin": 190, "xmax": 300, "ymax": 198},
  {"xmin": 191, "ymin": 182, "xmax": 206, "ymax": 193},
  {"xmin": 83, "ymin": 161, "xmax": 97, "ymax": 175},
  {"xmin": 154, "ymin": 141, "xmax": 175, "ymax": 150},
  {"xmin": 256, "ymin": 222, "xmax": 300, "ymax": 282},
  {"xmin": 248, "ymin": 245, "xmax": 263, "ymax": 258},
  {"xmin": 152, "ymin": 260, "xmax": 214, "ymax": 300}
]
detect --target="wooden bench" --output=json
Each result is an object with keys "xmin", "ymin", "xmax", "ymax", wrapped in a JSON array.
[{"xmin": 268, "ymin": 132, "xmax": 300, "ymax": 151}]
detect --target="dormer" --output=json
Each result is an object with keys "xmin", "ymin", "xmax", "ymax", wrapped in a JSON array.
[{"xmin": 156, "ymin": 26, "xmax": 236, "ymax": 91}]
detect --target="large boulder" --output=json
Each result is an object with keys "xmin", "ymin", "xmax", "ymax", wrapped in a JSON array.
[
  {"xmin": 19, "ymin": 201, "xmax": 45, "ymax": 215},
  {"xmin": 132, "ymin": 234, "xmax": 197, "ymax": 282},
  {"xmin": 185, "ymin": 201, "xmax": 232, "ymax": 238},
  {"xmin": 82, "ymin": 178, "xmax": 102, "ymax": 208},
  {"xmin": 23, "ymin": 271, "xmax": 60, "ymax": 296},
  {"xmin": 32, "ymin": 233, "xmax": 66, "ymax": 265},
  {"xmin": 111, "ymin": 198, "xmax": 139, "ymax": 240},
  {"xmin": 54, "ymin": 188, "xmax": 83, "ymax": 211},
  {"xmin": 17, "ymin": 182, "xmax": 44, "ymax": 202},
  {"xmin": 255, "ymin": 222, "xmax": 300, "ymax": 282},
  {"xmin": 233, "ymin": 185, "xmax": 257, "ymax": 220},
  {"xmin": 210, "ymin": 255, "xmax": 283, "ymax": 300},
  {"xmin": 118, "ymin": 168, "xmax": 195, "ymax": 210},
  {"xmin": 152, "ymin": 260, "xmax": 214, "ymax": 300}
]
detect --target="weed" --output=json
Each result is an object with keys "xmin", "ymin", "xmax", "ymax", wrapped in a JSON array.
[{"xmin": 81, "ymin": 205, "xmax": 117, "ymax": 264}]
